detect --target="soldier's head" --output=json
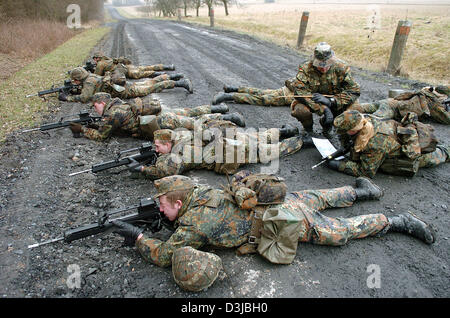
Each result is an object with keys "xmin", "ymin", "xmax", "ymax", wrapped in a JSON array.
[
  {"xmin": 154, "ymin": 175, "xmax": 195, "ymax": 221},
  {"xmin": 92, "ymin": 51, "xmax": 104, "ymax": 63},
  {"xmin": 153, "ymin": 129, "xmax": 174, "ymax": 154},
  {"xmin": 312, "ymin": 42, "xmax": 335, "ymax": 74},
  {"xmin": 172, "ymin": 247, "xmax": 223, "ymax": 292},
  {"xmin": 92, "ymin": 93, "xmax": 112, "ymax": 115},
  {"xmin": 69, "ymin": 67, "xmax": 90, "ymax": 85},
  {"xmin": 334, "ymin": 110, "xmax": 364, "ymax": 135}
]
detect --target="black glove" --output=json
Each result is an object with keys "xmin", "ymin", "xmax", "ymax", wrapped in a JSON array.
[
  {"xmin": 69, "ymin": 122, "xmax": 82, "ymax": 138},
  {"xmin": 58, "ymin": 92, "xmax": 68, "ymax": 101},
  {"xmin": 111, "ymin": 220, "xmax": 143, "ymax": 247},
  {"xmin": 327, "ymin": 159, "xmax": 342, "ymax": 171},
  {"xmin": 319, "ymin": 106, "xmax": 334, "ymax": 130},
  {"xmin": 312, "ymin": 93, "xmax": 331, "ymax": 107},
  {"xmin": 127, "ymin": 157, "xmax": 143, "ymax": 173}
]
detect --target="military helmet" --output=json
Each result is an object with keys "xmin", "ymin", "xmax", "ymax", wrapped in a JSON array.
[
  {"xmin": 92, "ymin": 92, "xmax": 112, "ymax": 105},
  {"xmin": 92, "ymin": 51, "xmax": 104, "ymax": 59},
  {"xmin": 312, "ymin": 42, "xmax": 335, "ymax": 68},
  {"xmin": 334, "ymin": 110, "xmax": 364, "ymax": 134},
  {"xmin": 70, "ymin": 67, "xmax": 90, "ymax": 82},
  {"xmin": 172, "ymin": 246, "xmax": 223, "ymax": 292},
  {"xmin": 153, "ymin": 129, "xmax": 174, "ymax": 143},
  {"xmin": 435, "ymin": 85, "xmax": 450, "ymax": 96},
  {"xmin": 154, "ymin": 175, "xmax": 195, "ymax": 198}
]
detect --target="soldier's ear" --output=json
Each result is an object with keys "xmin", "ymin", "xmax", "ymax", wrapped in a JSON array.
[{"xmin": 175, "ymin": 200, "xmax": 183, "ymax": 211}]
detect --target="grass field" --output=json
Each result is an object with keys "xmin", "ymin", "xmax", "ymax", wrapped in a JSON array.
[
  {"xmin": 0, "ymin": 26, "xmax": 110, "ymax": 141},
  {"xmin": 120, "ymin": 1, "xmax": 449, "ymax": 85}
]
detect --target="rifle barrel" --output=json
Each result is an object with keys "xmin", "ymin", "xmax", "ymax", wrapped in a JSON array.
[
  {"xmin": 28, "ymin": 237, "xmax": 64, "ymax": 249},
  {"xmin": 69, "ymin": 169, "xmax": 92, "ymax": 177}
]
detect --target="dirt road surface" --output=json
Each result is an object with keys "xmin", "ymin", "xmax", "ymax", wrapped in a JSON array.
[{"xmin": 0, "ymin": 7, "xmax": 448, "ymax": 300}]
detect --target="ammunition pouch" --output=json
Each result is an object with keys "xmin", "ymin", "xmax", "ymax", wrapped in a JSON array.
[{"xmin": 380, "ymin": 157, "xmax": 420, "ymax": 177}]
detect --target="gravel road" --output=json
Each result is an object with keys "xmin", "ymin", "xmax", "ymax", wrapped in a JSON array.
[{"xmin": 0, "ymin": 6, "xmax": 448, "ymax": 300}]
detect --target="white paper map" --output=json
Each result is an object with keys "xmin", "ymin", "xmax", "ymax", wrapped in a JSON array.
[{"xmin": 312, "ymin": 138, "xmax": 345, "ymax": 160}]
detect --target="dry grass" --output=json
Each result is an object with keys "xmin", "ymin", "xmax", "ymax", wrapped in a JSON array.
[{"xmin": 121, "ymin": 2, "xmax": 450, "ymax": 85}]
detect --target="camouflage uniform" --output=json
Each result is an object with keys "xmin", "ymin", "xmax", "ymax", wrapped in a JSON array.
[
  {"xmin": 349, "ymin": 86, "xmax": 450, "ymax": 125},
  {"xmin": 229, "ymin": 84, "xmax": 294, "ymax": 107},
  {"xmin": 135, "ymin": 175, "xmax": 389, "ymax": 267},
  {"xmin": 81, "ymin": 97, "xmax": 227, "ymax": 141},
  {"xmin": 290, "ymin": 58, "xmax": 360, "ymax": 131},
  {"xmin": 95, "ymin": 55, "xmax": 167, "ymax": 81},
  {"xmin": 333, "ymin": 110, "xmax": 449, "ymax": 178},
  {"xmin": 108, "ymin": 74, "xmax": 178, "ymax": 99},
  {"xmin": 140, "ymin": 128, "xmax": 305, "ymax": 180},
  {"xmin": 66, "ymin": 70, "xmax": 108, "ymax": 103}
]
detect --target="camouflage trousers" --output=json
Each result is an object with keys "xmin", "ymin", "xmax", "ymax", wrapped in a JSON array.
[
  {"xmin": 288, "ymin": 187, "xmax": 389, "ymax": 246},
  {"xmin": 232, "ymin": 86, "xmax": 294, "ymax": 106},
  {"xmin": 127, "ymin": 64, "xmax": 165, "ymax": 79},
  {"xmin": 158, "ymin": 112, "xmax": 222, "ymax": 131},
  {"xmin": 211, "ymin": 130, "xmax": 304, "ymax": 174},
  {"xmin": 350, "ymin": 99, "xmax": 450, "ymax": 125},
  {"xmin": 119, "ymin": 75, "xmax": 176, "ymax": 99},
  {"xmin": 418, "ymin": 145, "xmax": 450, "ymax": 168},
  {"xmin": 161, "ymin": 105, "xmax": 212, "ymax": 117}
]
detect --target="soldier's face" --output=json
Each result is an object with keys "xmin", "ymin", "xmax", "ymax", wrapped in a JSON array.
[
  {"xmin": 93, "ymin": 102, "xmax": 106, "ymax": 115},
  {"xmin": 155, "ymin": 140, "xmax": 172, "ymax": 154},
  {"xmin": 159, "ymin": 195, "xmax": 182, "ymax": 221},
  {"xmin": 316, "ymin": 65, "xmax": 331, "ymax": 73}
]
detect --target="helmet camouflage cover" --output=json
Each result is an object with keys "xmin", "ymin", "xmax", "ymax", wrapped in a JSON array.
[
  {"xmin": 154, "ymin": 175, "xmax": 195, "ymax": 198},
  {"xmin": 70, "ymin": 67, "xmax": 90, "ymax": 81},
  {"xmin": 92, "ymin": 51, "xmax": 104, "ymax": 58},
  {"xmin": 172, "ymin": 246, "xmax": 223, "ymax": 292},
  {"xmin": 333, "ymin": 110, "xmax": 363, "ymax": 134},
  {"xmin": 312, "ymin": 42, "xmax": 336, "ymax": 68},
  {"xmin": 92, "ymin": 92, "xmax": 112, "ymax": 105}
]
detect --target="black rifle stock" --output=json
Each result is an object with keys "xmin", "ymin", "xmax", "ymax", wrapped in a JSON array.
[
  {"xmin": 28, "ymin": 197, "xmax": 171, "ymax": 249},
  {"xmin": 26, "ymin": 79, "xmax": 80, "ymax": 98},
  {"xmin": 311, "ymin": 143, "xmax": 353, "ymax": 170},
  {"xmin": 21, "ymin": 110, "xmax": 102, "ymax": 133},
  {"xmin": 69, "ymin": 142, "xmax": 157, "ymax": 176},
  {"xmin": 84, "ymin": 61, "xmax": 95, "ymax": 73}
]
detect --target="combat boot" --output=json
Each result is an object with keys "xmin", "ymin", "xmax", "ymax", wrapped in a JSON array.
[
  {"xmin": 210, "ymin": 103, "xmax": 229, "ymax": 114},
  {"xmin": 223, "ymin": 85, "xmax": 239, "ymax": 93},
  {"xmin": 163, "ymin": 64, "xmax": 175, "ymax": 71},
  {"xmin": 212, "ymin": 92, "xmax": 234, "ymax": 105},
  {"xmin": 279, "ymin": 124, "xmax": 299, "ymax": 139},
  {"xmin": 301, "ymin": 134, "xmax": 314, "ymax": 148},
  {"xmin": 152, "ymin": 71, "xmax": 165, "ymax": 77},
  {"xmin": 221, "ymin": 112, "xmax": 245, "ymax": 127},
  {"xmin": 353, "ymin": 177, "xmax": 383, "ymax": 201},
  {"xmin": 387, "ymin": 213, "xmax": 436, "ymax": 244},
  {"xmin": 175, "ymin": 79, "xmax": 193, "ymax": 94},
  {"xmin": 169, "ymin": 73, "xmax": 184, "ymax": 81}
]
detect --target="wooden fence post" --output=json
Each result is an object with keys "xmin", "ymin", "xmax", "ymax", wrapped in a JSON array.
[
  {"xmin": 296, "ymin": 11, "xmax": 309, "ymax": 49},
  {"xmin": 177, "ymin": 8, "xmax": 181, "ymax": 21},
  {"xmin": 210, "ymin": 6, "xmax": 214, "ymax": 28},
  {"xmin": 387, "ymin": 20, "xmax": 412, "ymax": 75}
]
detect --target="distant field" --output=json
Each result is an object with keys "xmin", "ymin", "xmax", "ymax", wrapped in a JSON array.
[{"xmin": 120, "ymin": 1, "xmax": 449, "ymax": 85}]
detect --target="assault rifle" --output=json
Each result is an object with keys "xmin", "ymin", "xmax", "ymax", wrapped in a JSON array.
[
  {"xmin": 28, "ymin": 197, "xmax": 171, "ymax": 249},
  {"xmin": 311, "ymin": 141, "xmax": 353, "ymax": 170},
  {"xmin": 21, "ymin": 110, "xmax": 102, "ymax": 133},
  {"xmin": 69, "ymin": 142, "xmax": 157, "ymax": 176},
  {"xmin": 84, "ymin": 61, "xmax": 96, "ymax": 73},
  {"xmin": 26, "ymin": 79, "xmax": 80, "ymax": 98}
]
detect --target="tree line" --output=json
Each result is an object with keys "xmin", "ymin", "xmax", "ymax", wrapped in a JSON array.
[
  {"xmin": 141, "ymin": 0, "xmax": 236, "ymax": 18},
  {"xmin": 0, "ymin": 0, "xmax": 105, "ymax": 23}
]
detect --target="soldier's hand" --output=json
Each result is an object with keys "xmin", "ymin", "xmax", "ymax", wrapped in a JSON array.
[
  {"xmin": 312, "ymin": 93, "xmax": 331, "ymax": 107},
  {"xmin": 111, "ymin": 220, "xmax": 143, "ymax": 247},
  {"xmin": 58, "ymin": 92, "xmax": 68, "ymax": 102},
  {"xmin": 326, "ymin": 159, "xmax": 342, "ymax": 171},
  {"xmin": 69, "ymin": 123, "xmax": 83, "ymax": 138},
  {"xmin": 127, "ymin": 157, "xmax": 144, "ymax": 173}
]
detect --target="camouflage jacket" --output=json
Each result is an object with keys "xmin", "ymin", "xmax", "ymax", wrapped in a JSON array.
[
  {"xmin": 67, "ymin": 74, "xmax": 107, "ymax": 103},
  {"xmin": 94, "ymin": 56, "xmax": 116, "ymax": 76},
  {"xmin": 339, "ymin": 115, "xmax": 404, "ymax": 178},
  {"xmin": 136, "ymin": 185, "xmax": 253, "ymax": 267},
  {"xmin": 292, "ymin": 60, "xmax": 360, "ymax": 113},
  {"xmin": 81, "ymin": 98, "xmax": 140, "ymax": 141}
]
